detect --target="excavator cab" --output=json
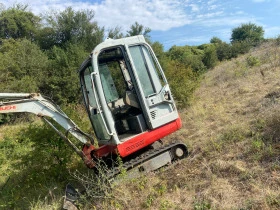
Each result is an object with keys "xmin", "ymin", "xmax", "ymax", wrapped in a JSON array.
[{"xmin": 79, "ymin": 36, "xmax": 181, "ymax": 151}]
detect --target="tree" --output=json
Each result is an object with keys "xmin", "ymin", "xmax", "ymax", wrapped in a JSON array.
[
  {"xmin": 216, "ymin": 42, "xmax": 232, "ymax": 61},
  {"xmin": 164, "ymin": 59, "xmax": 199, "ymax": 107},
  {"xmin": 126, "ymin": 22, "xmax": 151, "ymax": 38},
  {"xmin": 231, "ymin": 23, "xmax": 264, "ymax": 46},
  {"xmin": 41, "ymin": 43, "xmax": 88, "ymax": 104},
  {"xmin": 36, "ymin": 27, "xmax": 56, "ymax": 50},
  {"xmin": 44, "ymin": 7, "xmax": 104, "ymax": 51},
  {"xmin": 202, "ymin": 44, "xmax": 218, "ymax": 69},
  {"xmin": 210, "ymin": 36, "xmax": 222, "ymax": 45},
  {"xmin": 107, "ymin": 26, "xmax": 124, "ymax": 39},
  {"xmin": 167, "ymin": 45, "xmax": 206, "ymax": 72},
  {"xmin": 0, "ymin": 38, "xmax": 49, "ymax": 92},
  {"xmin": 0, "ymin": 4, "xmax": 41, "ymax": 40},
  {"xmin": 151, "ymin": 41, "xmax": 165, "ymax": 60}
]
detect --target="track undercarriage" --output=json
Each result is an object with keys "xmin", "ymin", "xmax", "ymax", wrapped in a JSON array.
[
  {"xmin": 107, "ymin": 141, "xmax": 188, "ymax": 178},
  {"xmin": 63, "ymin": 141, "xmax": 188, "ymax": 209}
]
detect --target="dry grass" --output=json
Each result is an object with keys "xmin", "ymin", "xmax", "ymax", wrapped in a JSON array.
[{"xmin": 97, "ymin": 40, "xmax": 280, "ymax": 210}]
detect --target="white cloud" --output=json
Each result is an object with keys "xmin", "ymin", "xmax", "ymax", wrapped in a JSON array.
[
  {"xmin": 91, "ymin": 0, "xmax": 192, "ymax": 31},
  {"xmin": 198, "ymin": 16, "xmax": 257, "ymax": 27},
  {"xmin": 251, "ymin": 0, "xmax": 270, "ymax": 2},
  {"xmin": 0, "ymin": 0, "xmax": 231, "ymax": 32},
  {"xmin": 1, "ymin": 0, "xmax": 195, "ymax": 31},
  {"xmin": 189, "ymin": 3, "xmax": 199, "ymax": 12}
]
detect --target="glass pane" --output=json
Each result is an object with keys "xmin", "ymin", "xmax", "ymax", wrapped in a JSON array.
[
  {"xmin": 84, "ymin": 67, "xmax": 97, "ymax": 108},
  {"xmin": 142, "ymin": 46, "xmax": 165, "ymax": 92},
  {"xmin": 129, "ymin": 46, "xmax": 154, "ymax": 97},
  {"xmin": 99, "ymin": 64, "xmax": 119, "ymax": 103},
  {"xmin": 90, "ymin": 114, "xmax": 110, "ymax": 140},
  {"xmin": 83, "ymin": 66, "xmax": 110, "ymax": 140}
]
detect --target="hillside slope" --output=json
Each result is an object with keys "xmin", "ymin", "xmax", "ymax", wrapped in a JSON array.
[
  {"xmin": 0, "ymin": 41, "xmax": 279, "ymax": 209},
  {"xmin": 112, "ymin": 40, "xmax": 280, "ymax": 210}
]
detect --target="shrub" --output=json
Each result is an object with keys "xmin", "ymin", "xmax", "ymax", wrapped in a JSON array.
[
  {"xmin": 275, "ymin": 35, "xmax": 280, "ymax": 46},
  {"xmin": 231, "ymin": 41, "xmax": 251, "ymax": 57},
  {"xmin": 248, "ymin": 112, "xmax": 280, "ymax": 162},
  {"xmin": 163, "ymin": 59, "xmax": 200, "ymax": 107},
  {"xmin": 202, "ymin": 44, "xmax": 218, "ymax": 69},
  {"xmin": 246, "ymin": 55, "xmax": 260, "ymax": 67},
  {"xmin": 0, "ymin": 38, "xmax": 49, "ymax": 93},
  {"xmin": 231, "ymin": 23, "xmax": 264, "ymax": 46},
  {"xmin": 216, "ymin": 42, "xmax": 232, "ymax": 61}
]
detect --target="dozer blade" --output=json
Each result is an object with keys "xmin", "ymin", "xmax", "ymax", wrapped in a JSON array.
[{"xmin": 63, "ymin": 184, "xmax": 79, "ymax": 210}]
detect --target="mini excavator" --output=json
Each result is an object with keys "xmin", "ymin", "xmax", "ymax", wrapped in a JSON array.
[{"xmin": 0, "ymin": 35, "xmax": 188, "ymax": 185}]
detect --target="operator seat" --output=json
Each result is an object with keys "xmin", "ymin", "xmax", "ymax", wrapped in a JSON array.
[{"xmin": 124, "ymin": 91, "xmax": 140, "ymax": 109}]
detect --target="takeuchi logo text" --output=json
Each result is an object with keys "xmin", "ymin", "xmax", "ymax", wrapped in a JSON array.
[
  {"xmin": 125, "ymin": 139, "xmax": 145, "ymax": 153},
  {"xmin": 0, "ymin": 105, "xmax": 16, "ymax": 111}
]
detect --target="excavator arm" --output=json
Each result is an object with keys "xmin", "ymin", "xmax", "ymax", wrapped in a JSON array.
[{"xmin": 0, "ymin": 93, "xmax": 94, "ymax": 165}]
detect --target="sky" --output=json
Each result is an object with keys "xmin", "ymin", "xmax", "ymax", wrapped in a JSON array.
[{"xmin": 1, "ymin": 0, "xmax": 280, "ymax": 50}]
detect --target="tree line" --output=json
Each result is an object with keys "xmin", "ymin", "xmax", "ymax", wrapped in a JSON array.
[{"xmin": 0, "ymin": 4, "xmax": 266, "ymax": 109}]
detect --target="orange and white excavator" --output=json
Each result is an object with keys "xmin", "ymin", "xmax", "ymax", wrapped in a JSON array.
[{"xmin": 0, "ymin": 35, "xmax": 188, "ymax": 191}]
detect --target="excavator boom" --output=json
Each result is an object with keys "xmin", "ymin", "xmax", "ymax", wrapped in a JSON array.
[{"xmin": 0, "ymin": 93, "xmax": 94, "ymax": 162}]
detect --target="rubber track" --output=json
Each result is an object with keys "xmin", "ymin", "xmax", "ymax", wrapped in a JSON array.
[{"xmin": 107, "ymin": 142, "xmax": 188, "ymax": 178}]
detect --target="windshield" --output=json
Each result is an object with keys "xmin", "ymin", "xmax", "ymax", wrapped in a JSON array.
[{"xmin": 129, "ymin": 45, "xmax": 165, "ymax": 97}]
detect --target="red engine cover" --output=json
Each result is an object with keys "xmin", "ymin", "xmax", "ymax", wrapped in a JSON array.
[
  {"xmin": 88, "ymin": 117, "xmax": 182, "ymax": 163},
  {"xmin": 117, "ymin": 118, "xmax": 182, "ymax": 157}
]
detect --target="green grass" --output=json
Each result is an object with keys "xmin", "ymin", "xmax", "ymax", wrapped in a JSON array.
[{"xmin": 0, "ymin": 123, "xmax": 83, "ymax": 209}]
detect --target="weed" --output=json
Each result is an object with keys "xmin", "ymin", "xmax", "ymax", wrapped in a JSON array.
[
  {"xmin": 193, "ymin": 199, "xmax": 211, "ymax": 210},
  {"xmin": 71, "ymin": 163, "xmax": 113, "ymax": 200},
  {"xmin": 155, "ymin": 182, "xmax": 167, "ymax": 196},
  {"xmin": 219, "ymin": 126, "xmax": 248, "ymax": 143},
  {"xmin": 246, "ymin": 112, "xmax": 280, "ymax": 162},
  {"xmin": 144, "ymin": 194, "xmax": 156, "ymax": 208},
  {"xmin": 141, "ymin": 181, "xmax": 169, "ymax": 208},
  {"xmin": 211, "ymin": 125, "xmax": 250, "ymax": 152},
  {"xmin": 235, "ymin": 65, "xmax": 249, "ymax": 77},
  {"xmin": 132, "ymin": 175, "xmax": 148, "ymax": 191},
  {"xmin": 159, "ymin": 200, "xmax": 174, "ymax": 210},
  {"xmin": 0, "ymin": 122, "xmax": 76, "ymax": 209},
  {"xmin": 239, "ymin": 199, "xmax": 258, "ymax": 210},
  {"xmin": 246, "ymin": 55, "xmax": 261, "ymax": 67},
  {"xmin": 263, "ymin": 111, "xmax": 280, "ymax": 142},
  {"xmin": 266, "ymin": 193, "xmax": 280, "ymax": 208},
  {"xmin": 29, "ymin": 194, "xmax": 63, "ymax": 210}
]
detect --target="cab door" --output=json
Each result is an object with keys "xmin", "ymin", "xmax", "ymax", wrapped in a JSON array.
[
  {"xmin": 125, "ymin": 44, "xmax": 179, "ymax": 129},
  {"xmin": 80, "ymin": 61, "xmax": 112, "ymax": 142}
]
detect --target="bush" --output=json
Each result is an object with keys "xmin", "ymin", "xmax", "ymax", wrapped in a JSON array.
[
  {"xmin": 0, "ymin": 122, "xmax": 74, "ymax": 209},
  {"xmin": 231, "ymin": 41, "xmax": 251, "ymax": 57},
  {"xmin": 164, "ymin": 59, "xmax": 200, "ymax": 107},
  {"xmin": 246, "ymin": 55, "xmax": 260, "ymax": 67},
  {"xmin": 167, "ymin": 45, "xmax": 206, "ymax": 73},
  {"xmin": 231, "ymin": 23, "xmax": 264, "ymax": 46},
  {"xmin": 0, "ymin": 38, "xmax": 49, "ymax": 93},
  {"xmin": 216, "ymin": 42, "xmax": 232, "ymax": 61},
  {"xmin": 275, "ymin": 35, "xmax": 280, "ymax": 46},
  {"xmin": 248, "ymin": 113, "xmax": 280, "ymax": 162},
  {"xmin": 202, "ymin": 44, "xmax": 218, "ymax": 69}
]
